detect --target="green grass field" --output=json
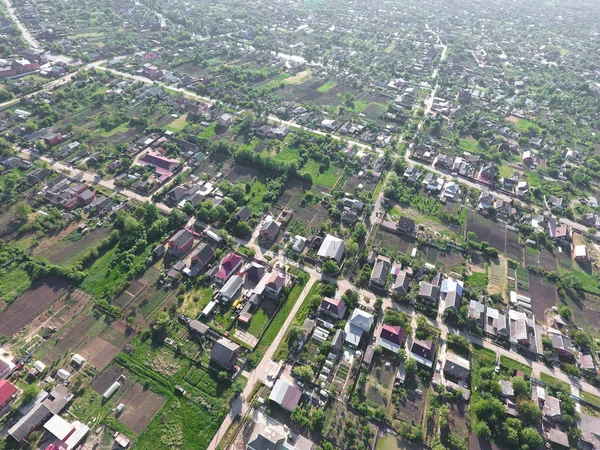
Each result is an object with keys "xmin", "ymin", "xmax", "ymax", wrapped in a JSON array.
[
  {"xmin": 570, "ymin": 269, "xmax": 600, "ymax": 295},
  {"xmin": 273, "ymin": 147, "xmax": 299, "ymax": 163},
  {"xmin": 0, "ymin": 266, "xmax": 31, "ymax": 302},
  {"xmin": 385, "ymin": 42, "xmax": 395, "ymax": 53},
  {"xmin": 581, "ymin": 391, "xmax": 600, "ymax": 409},
  {"xmin": 179, "ymin": 287, "xmax": 214, "ymax": 319},
  {"xmin": 500, "ymin": 355, "xmax": 532, "ymax": 377},
  {"xmin": 526, "ymin": 172, "xmax": 541, "ymax": 188},
  {"xmin": 458, "ymin": 138, "xmax": 481, "ymax": 153},
  {"xmin": 499, "ymin": 165, "xmax": 513, "ymax": 178},
  {"xmin": 301, "ymin": 159, "xmax": 340, "ymax": 188},
  {"xmin": 246, "ymin": 307, "xmax": 269, "ymax": 338},
  {"xmin": 166, "ymin": 114, "xmax": 189, "ymax": 132},
  {"xmin": 99, "ymin": 123, "xmax": 129, "ymax": 137},
  {"xmin": 515, "ymin": 118, "xmax": 541, "ymax": 134},
  {"xmin": 539, "ymin": 373, "xmax": 570, "ymax": 392},
  {"xmin": 317, "ymin": 80, "xmax": 337, "ymax": 93}
]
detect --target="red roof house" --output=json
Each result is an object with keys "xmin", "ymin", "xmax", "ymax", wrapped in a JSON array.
[
  {"xmin": 0, "ymin": 380, "xmax": 18, "ymax": 410},
  {"xmin": 215, "ymin": 253, "xmax": 243, "ymax": 284},
  {"xmin": 378, "ymin": 325, "xmax": 405, "ymax": 353},
  {"xmin": 319, "ymin": 297, "xmax": 347, "ymax": 320}
]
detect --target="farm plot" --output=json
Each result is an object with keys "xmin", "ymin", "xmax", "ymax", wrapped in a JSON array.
[
  {"xmin": 488, "ymin": 257, "xmax": 507, "ymax": 296},
  {"xmin": 374, "ymin": 229, "xmax": 415, "ymax": 255},
  {"xmin": 529, "ymin": 275, "xmax": 557, "ymax": 320},
  {"xmin": 223, "ymin": 164, "xmax": 260, "ymax": 183},
  {"xmin": 92, "ymin": 365, "xmax": 132, "ymax": 397},
  {"xmin": 557, "ymin": 249, "xmax": 572, "ymax": 269},
  {"xmin": 114, "ymin": 267, "xmax": 160, "ymax": 309},
  {"xmin": 293, "ymin": 204, "xmax": 330, "ymax": 230},
  {"xmin": 505, "ymin": 230, "xmax": 523, "ymax": 262},
  {"xmin": 322, "ymin": 400, "xmax": 377, "ymax": 449},
  {"xmin": 366, "ymin": 353, "xmax": 396, "ymax": 411},
  {"xmin": 37, "ymin": 227, "xmax": 112, "ymax": 265},
  {"xmin": 38, "ymin": 312, "xmax": 109, "ymax": 364},
  {"xmin": 118, "ymin": 382, "xmax": 167, "ymax": 435},
  {"xmin": 0, "ymin": 277, "xmax": 71, "ymax": 336},
  {"xmin": 437, "ymin": 251, "xmax": 465, "ymax": 271},
  {"xmin": 392, "ymin": 379, "xmax": 428, "ymax": 425},
  {"xmin": 80, "ymin": 337, "xmax": 122, "ymax": 371},
  {"xmin": 466, "ymin": 212, "xmax": 506, "ymax": 252}
]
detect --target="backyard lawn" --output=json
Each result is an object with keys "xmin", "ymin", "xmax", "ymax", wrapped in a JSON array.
[{"xmin": 317, "ymin": 80, "xmax": 337, "ymax": 93}]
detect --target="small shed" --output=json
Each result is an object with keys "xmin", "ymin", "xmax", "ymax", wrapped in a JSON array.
[
  {"xmin": 56, "ymin": 369, "xmax": 71, "ymax": 381},
  {"xmin": 71, "ymin": 354, "xmax": 86, "ymax": 367}
]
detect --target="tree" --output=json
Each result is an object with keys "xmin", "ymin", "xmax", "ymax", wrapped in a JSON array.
[
  {"xmin": 311, "ymin": 409, "xmax": 326, "ymax": 432},
  {"xmin": 322, "ymin": 259, "xmax": 339, "ymax": 276},
  {"xmin": 558, "ymin": 305, "xmax": 572, "ymax": 321},
  {"xmin": 20, "ymin": 384, "xmax": 40, "ymax": 405},
  {"xmin": 518, "ymin": 400, "xmax": 542, "ymax": 425},
  {"xmin": 521, "ymin": 427, "xmax": 543, "ymax": 449},
  {"xmin": 168, "ymin": 209, "xmax": 188, "ymax": 230},
  {"xmin": 217, "ymin": 371, "xmax": 230, "ymax": 384},
  {"xmin": 12, "ymin": 201, "xmax": 31, "ymax": 223},
  {"xmin": 152, "ymin": 311, "xmax": 171, "ymax": 338},
  {"xmin": 293, "ymin": 365, "xmax": 314, "ymax": 381},
  {"xmin": 405, "ymin": 358, "xmax": 417, "ymax": 377},
  {"xmin": 512, "ymin": 377, "xmax": 529, "ymax": 399},
  {"xmin": 474, "ymin": 421, "xmax": 491, "ymax": 439}
]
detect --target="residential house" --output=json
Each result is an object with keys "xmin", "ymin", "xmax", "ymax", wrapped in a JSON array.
[
  {"xmin": 378, "ymin": 325, "xmax": 405, "ymax": 353},
  {"xmin": 370, "ymin": 255, "xmax": 391, "ymax": 288},
  {"xmin": 543, "ymin": 395, "xmax": 562, "ymax": 422},
  {"xmin": 190, "ymin": 243, "xmax": 215, "ymax": 276},
  {"xmin": 219, "ymin": 275, "xmax": 244, "ymax": 303},
  {"xmin": 403, "ymin": 166, "xmax": 421, "ymax": 183},
  {"xmin": 217, "ymin": 113, "xmax": 233, "ymax": 128},
  {"xmin": 167, "ymin": 229, "xmax": 195, "ymax": 255},
  {"xmin": 468, "ymin": 300, "xmax": 485, "ymax": 327},
  {"xmin": 317, "ymin": 234, "xmax": 346, "ymax": 264},
  {"xmin": 573, "ymin": 244, "xmax": 590, "ymax": 263},
  {"xmin": 549, "ymin": 331, "xmax": 574, "ymax": 358},
  {"xmin": 341, "ymin": 210, "xmax": 358, "ymax": 225},
  {"xmin": 319, "ymin": 297, "xmax": 347, "ymax": 321},
  {"xmin": 210, "ymin": 338, "xmax": 240, "ymax": 370},
  {"xmin": 441, "ymin": 277, "xmax": 464, "ymax": 315},
  {"xmin": 344, "ymin": 309, "xmax": 374, "ymax": 347},
  {"xmin": 499, "ymin": 380, "xmax": 515, "ymax": 400},
  {"xmin": 443, "ymin": 353, "xmax": 470, "ymax": 384},
  {"xmin": 234, "ymin": 206, "xmax": 252, "ymax": 224},
  {"xmin": 418, "ymin": 281, "xmax": 439, "ymax": 304},
  {"xmin": 547, "ymin": 195, "xmax": 564, "ymax": 210},
  {"xmin": 264, "ymin": 272, "xmax": 286, "ymax": 300},
  {"xmin": 259, "ymin": 218, "xmax": 281, "ymax": 242},
  {"xmin": 516, "ymin": 181, "xmax": 529, "ymax": 198},
  {"xmin": 214, "ymin": 253, "xmax": 243, "ymax": 284},
  {"xmin": 0, "ymin": 380, "xmax": 17, "ymax": 412},
  {"xmin": 545, "ymin": 427, "xmax": 569, "ymax": 448},
  {"xmin": 477, "ymin": 191, "xmax": 493, "ymax": 210},
  {"xmin": 291, "ymin": 235, "xmax": 307, "ymax": 253},
  {"xmin": 530, "ymin": 137, "xmax": 543, "ymax": 149},
  {"xmin": 410, "ymin": 339, "xmax": 436, "ymax": 368},
  {"xmin": 484, "ymin": 307, "xmax": 509, "ymax": 340},
  {"xmin": 397, "ymin": 216, "xmax": 415, "ymax": 235},
  {"xmin": 255, "ymin": 125, "xmax": 273, "ymax": 138},
  {"xmin": 392, "ymin": 271, "xmax": 411, "ymax": 295},
  {"xmin": 247, "ymin": 424, "xmax": 285, "ymax": 450},
  {"xmin": 501, "ymin": 174, "xmax": 519, "ymax": 191},
  {"xmin": 269, "ymin": 380, "xmax": 302, "ymax": 412},
  {"xmin": 579, "ymin": 354, "xmax": 596, "ymax": 373},
  {"xmin": 441, "ymin": 182, "xmax": 459, "ymax": 201}
]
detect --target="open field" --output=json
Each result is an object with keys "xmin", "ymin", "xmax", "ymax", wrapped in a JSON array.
[
  {"xmin": 0, "ymin": 266, "xmax": 30, "ymax": 302},
  {"xmin": 80, "ymin": 336, "xmax": 122, "ymax": 371},
  {"xmin": 118, "ymin": 382, "xmax": 167, "ymax": 435},
  {"xmin": 540, "ymin": 372, "xmax": 570, "ymax": 392},
  {"xmin": 529, "ymin": 274, "xmax": 557, "ymax": 320},
  {"xmin": 376, "ymin": 435, "xmax": 422, "ymax": 450},
  {"xmin": 488, "ymin": 257, "xmax": 507, "ymax": 295},
  {"xmin": 36, "ymin": 227, "xmax": 111, "ymax": 265},
  {"xmin": 466, "ymin": 212, "xmax": 506, "ymax": 251},
  {"xmin": 0, "ymin": 277, "xmax": 71, "ymax": 336}
]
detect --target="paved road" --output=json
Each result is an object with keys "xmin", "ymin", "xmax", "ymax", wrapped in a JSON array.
[
  {"xmin": 206, "ymin": 276, "xmax": 316, "ymax": 450},
  {"xmin": 1, "ymin": 0, "xmax": 40, "ymax": 49}
]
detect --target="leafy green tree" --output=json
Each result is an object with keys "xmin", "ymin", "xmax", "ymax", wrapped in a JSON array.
[
  {"xmin": 558, "ymin": 305, "xmax": 572, "ymax": 321},
  {"xmin": 293, "ymin": 365, "xmax": 314, "ymax": 381},
  {"xmin": 518, "ymin": 400, "xmax": 542, "ymax": 425},
  {"xmin": 12, "ymin": 201, "xmax": 31, "ymax": 223},
  {"xmin": 521, "ymin": 427, "xmax": 543, "ymax": 449},
  {"xmin": 474, "ymin": 421, "xmax": 491, "ymax": 439},
  {"xmin": 405, "ymin": 358, "xmax": 417, "ymax": 377},
  {"xmin": 20, "ymin": 384, "xmax": 40, "ymax": 405},
  {"xmin": 322, "ymin": 259, "xmax": 339, "ymax": 276},
  {"xmin": 512, "ymin": 377, "xmax": 529, "ymax": 399}
]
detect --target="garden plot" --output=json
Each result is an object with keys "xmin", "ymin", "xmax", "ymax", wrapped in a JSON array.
[
  {"xmin": 322, "ymin": 400, "xmax": 377, "ymax": 449},
  {"xmin": 80, "ymin": 337, "xmax": 122, "ymax": 371},
  {"xmin": 374, "ymin": 229, "xmax": 415, "ymax": 255},
  {"xmin": 488, "ymin": 257, "xmax": 507, "ymax": 295},
  {"xmin": 117, "ymin": 382, "xmax": 167, "ymax": 435},
  {"xmin": 0, "ymin": 277, "xmax": 71, "ymax": 336},
  {"xmin": 529, "ymin": 274, "xmax": 557, "ymax": 320},
  {"xmin": 92, "ymin": 365, "xmax": 132, "ymax": 397},
  {"xmin": 366, "ymin": 353, "xmax": 397, "ymax": 411},
  {"xmin": 37, "ymin": 227, "xmax": 111, "ymax": 265},
  {"xmin": 505, "ymin": 230, "xmax": 523, "ymax": 262},
  {"xmin": 392, "ymin": 378, "xmax": 428, "ymax": 426},
  {"xmin": 466, "ymin": 212, "xmax": 506, "ymax": 252}
]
